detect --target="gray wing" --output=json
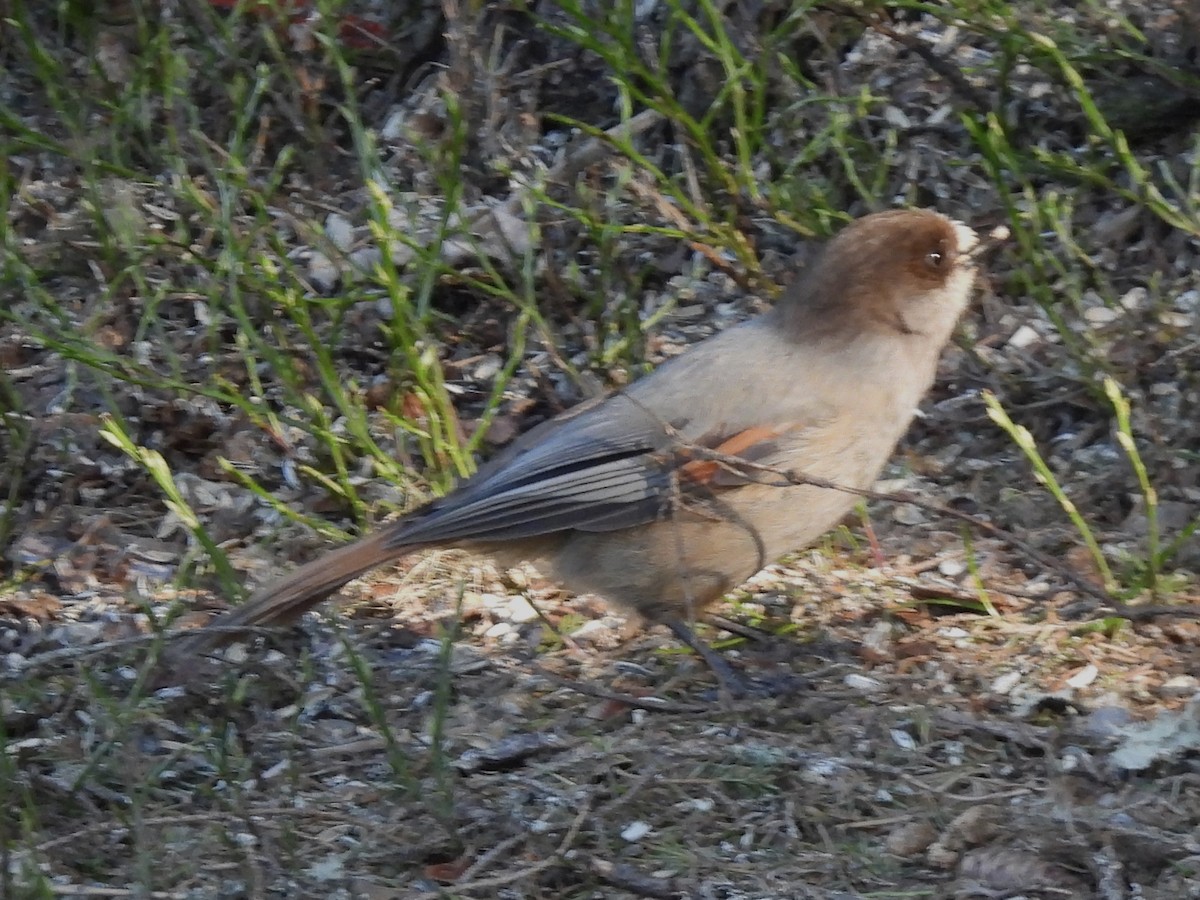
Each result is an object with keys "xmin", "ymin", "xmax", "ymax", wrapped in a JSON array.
[
  {"xmin": 381, "ymin": 394, "xmax": 682, "ymax": 548},
  {"xmin": 380, "ymin": 318, "xmax": 818, "ymax": 550}
]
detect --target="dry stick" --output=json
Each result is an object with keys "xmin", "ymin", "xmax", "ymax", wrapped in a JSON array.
[
  {"xmin": 787, "ymin": 473, "xmax": 1200, "ymax": 621},
  {"xmin": 523, "ymin": 594, "xmax": 587, "ymax": 657},
  {"xmin": 36, "ymin": 808, "xmax": 357, "ymax": 855},
  {"xmin": 363, "ymin": 108, "xmax": 665, "ymax": 280},
  {"xmin": 583, "ymin": 766, "xmax": 684, "ymax": 897},
  {"xmin": 448, "ymin": 109, "xmax": 665, "ymax": 266},
  {"xmin": 6, "ymin": 625, "xmax": 300, "ymax": 679},
  {"xmin": 1103, "ymin": 601, "xmax": 1200, "ymax": 622},
  {"xmin": 437, "ymin": 108, "xmax": 665, "ymax": 395},
  {"xmin": 733, "ymin": 457, "xmax": 1110, "ymax": 605},
  {"xmin": 823, "ymin": 2, "xmax": 992, "ymax": 111},
  {"xmin": 105, "ymin": 396, "xmax": 1191, "ymax": 680},
  {"xmin": 504, "ymin": 108, "xmax": 665, "ymax": 215},
  {"xmin": 529, "ymin": 662, "xmax": 709, "ymax": 715},
  {"xmin": 46, "ymin": 887, "xmax": 183, "ymax": 899},
  {"xmin": 413, "ymin": 796, "xmax": 593, "ymax": 898},
  {"xmin": 454, "ymin": 833, "xmax": 529, "ymax": 885},
  {"xmin": 873, "ymin": 22, "xmax": 991, "ymax": 111},
  {"xmin": 587, "ymin": 857, "xmax": 682, "ymax": 899},
  {"xmin": 644, "ymin": 403, "xmax": 1198, "ymax": 622}
]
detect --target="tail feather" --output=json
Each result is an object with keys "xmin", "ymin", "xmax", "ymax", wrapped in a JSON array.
[{"xmin": 165, "ymin": 528, "xmax": 411, "ymax": 664}]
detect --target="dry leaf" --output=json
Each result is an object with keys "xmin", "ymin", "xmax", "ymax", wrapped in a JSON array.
[{"xmin": 0, "ymin": 593, "xmax": 63, "ymax": 622}]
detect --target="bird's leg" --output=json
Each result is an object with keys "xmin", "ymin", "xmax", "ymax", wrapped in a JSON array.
[
  {"xmin": 703, "ymin": 613, "xmax": 772, "ymax": 642},
  {"xmin": 861, "ymin": 510, "xmax": 887, "ymax": 567},
  {"xmin": 666, "ymin": 619, "xmax": 750, "ymax": 697}
]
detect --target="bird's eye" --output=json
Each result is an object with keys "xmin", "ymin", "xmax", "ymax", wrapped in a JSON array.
[{"xmin": 923, "ymin": 243, "xmax": 954, "ymax": 273}]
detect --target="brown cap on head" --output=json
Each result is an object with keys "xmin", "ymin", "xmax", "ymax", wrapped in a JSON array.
[{"xmin": 777, "ymin": 209, "xmax": 978, "ymax": 341}]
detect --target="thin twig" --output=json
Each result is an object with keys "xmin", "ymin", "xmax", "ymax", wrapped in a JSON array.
[
  {"xmin": 666, "ymin": 423, "xmax": 1119, "ymax": 609},
  {"xmin": 825, "ymin": 2, "xmax": 992, "ymax": 110},
  {"xmin": 414, "ymin": 796, "xmax": 593, "ymax": 897},
  {"xmin": 47, "ymin": 887, "xmax": 184, "ymax": 899},
  {"xmin": 608, "ymin": 388, "xmax": 1120, "ymax": 613},
  {"xmin": 529, "ymin": 663, "xmax": 709, "ymax": 715},
  {"xmin": 588, "ymin": 857, "xmax": 683, "ymax": 899}
]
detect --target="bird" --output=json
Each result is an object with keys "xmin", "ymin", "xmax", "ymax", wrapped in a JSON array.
[{"xmin": 164, "ymin": 208, "xmax": 980, "ymax": 689}]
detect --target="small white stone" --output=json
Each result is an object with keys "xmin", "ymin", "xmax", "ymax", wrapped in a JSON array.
[
  {"xmin": 477, "ymin": 593, "xmax": 508, "ymax": 610},
  {"xmin": 381, "ymin": 108, "xmax": 407, "ymax": 140},
  {"xmin": 568, "ymin": 619, "xmax": 613, "ymax": 640},
  {"xmin": 348, "ymin": 246, "xmax": 381, "ymax": 274},
  {"xmin": 1119, "ymin": 287, "xmax": 1147, "ymax": 310},
  {"xmin": 844, "ymin": 673, "xmax": 884, "ymax": 692},
  {"xmin": 991, "ymin": 670, "xmax": 1022, "ymax": 695},
  {"xmin": 1159, "ymin": 311, "xmax": 1193, "ymax": 328},
  {"xmin": 307, "ymin": 251, "xmax": 339, "ymax": 293},
  {"xmin": 306, "ymin": 857, "xmax": 345, "ymax": 882},
  {"xmin": 220, "ymin": 642, "xmax": 248, "ymax": 664},
  {"xmin": 324, "ymin": 212, "xmax": 354, "ymax": 252},
  {"xmin": 943, "ymin": 740, "xmax": 965, "ymax": 766},
  {"xmin": 55, "ymin": 621, "xmax": 104, "ymax": 645},
  {"xmin": 507, "ymin": 597, "xmax": 540, "ymax": 623},
  {"xmin": 1066, "ymin": 664, "xmax": 1098, "ymax": 689},
  {"xmin": 473, "ymin": 354, "xmax": 503, "ymax": 381},
  {"xmin": 1159, "ymin": 674, "xmax": 1199, "ymax": 698},
  {"xmin": 938, "ymin": 559, "xmax": 966, "ymax": 578},
  {"xmin": 892, "ymin": 504, "xmax": 925, "ymax": 525},
  {"xmin": 621, "ymin": 821, "xmax": 652, "ymax": 842},
  {"xmin": 1007, "ymin": 324, "xmax": 1040, "ymax": 349},
  {"xmin": 861, "ymin": 620, "xmax": 894, "ymax": 655},
  {"xmin": 1084, "ymin": 306, "xmax": 1120, "ymax": 325}
]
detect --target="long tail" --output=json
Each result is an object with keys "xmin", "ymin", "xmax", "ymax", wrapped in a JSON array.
[{"xmin": 163, "ymin": 527, "xmax": 412, "ymax": 667}]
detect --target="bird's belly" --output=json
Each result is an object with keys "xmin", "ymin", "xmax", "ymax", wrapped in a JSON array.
[
  {"xmin": 527, "ymin": 476, "xmax": 866, "ymax": 624},
  {"xmin": 505, "ymin": 411, "xmax": 907, "ymax": 624}
]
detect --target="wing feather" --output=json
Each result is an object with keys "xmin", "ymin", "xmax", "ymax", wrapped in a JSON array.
[
  {"xmin": 380, "ymin": 388, "xmax": 809, "ymax": 549},
  {"xmin": 394, "ymin": 456, "xmax": 671, "ymax": 543}
]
